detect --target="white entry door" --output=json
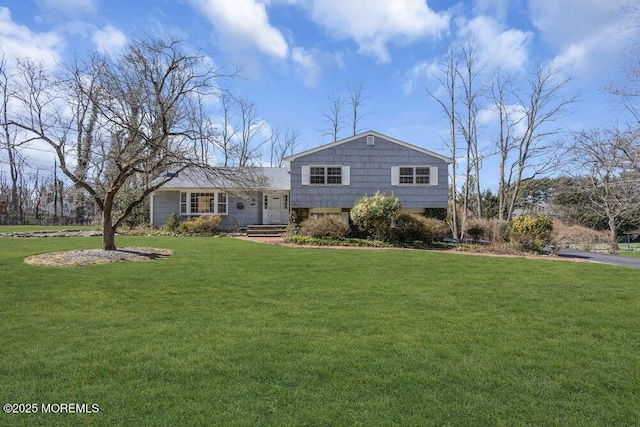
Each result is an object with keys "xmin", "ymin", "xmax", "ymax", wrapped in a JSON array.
[{"xmin": 267, "ymin": 194, "xmax": 286, "ymax": 224}]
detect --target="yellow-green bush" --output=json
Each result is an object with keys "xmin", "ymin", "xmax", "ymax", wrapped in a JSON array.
[
  {"xmin": 350, "ymin": 192, "xmax": 401, "ymax": 241},
  {"xmin": 508, "ymin": 214, "xmax": 553, "ymax": 253},
  {"xmin": 178, "ymin": 215, "xmax": 223, "ymax": 235}
]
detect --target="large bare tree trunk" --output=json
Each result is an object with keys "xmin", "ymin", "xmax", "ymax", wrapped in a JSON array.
[
  {"xmin": 102, "ymin": 215, "xmax": 116, "ymax": 250},
  {"xmin": 607, "ymin": 215, "xmax": 619, "ymax": 254}
]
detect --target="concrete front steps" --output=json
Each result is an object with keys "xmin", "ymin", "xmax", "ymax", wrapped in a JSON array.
[{"xmin": 246, "ymin": 224, "xmax": 288, "ymax": 237}]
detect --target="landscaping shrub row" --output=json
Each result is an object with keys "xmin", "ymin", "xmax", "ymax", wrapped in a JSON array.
[
  {"xmin": 156, "ymin": 193, "xmax": 608, "ymax": 255},
  {"xmin": 287, "ymin": 193, "xmax": 450, "ymax": 249}
]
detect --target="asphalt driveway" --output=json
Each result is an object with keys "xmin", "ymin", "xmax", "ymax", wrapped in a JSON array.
[{"xmin": 558, "ymin": 248, "xmax": 640, "ymax": 269}]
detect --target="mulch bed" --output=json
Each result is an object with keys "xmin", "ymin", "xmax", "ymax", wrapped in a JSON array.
[{"xmin": 24, "ymin": 247, "xmax": 173, "ymax": 267}]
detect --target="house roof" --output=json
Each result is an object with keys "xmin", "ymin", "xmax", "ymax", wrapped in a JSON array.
[
  {"xmin": 155, "ymin": 167, "xmax": 290, "ymax": 191},
  {"xmin": 283, "ymin": 130, "xmax": 454, "ymax": 163}
]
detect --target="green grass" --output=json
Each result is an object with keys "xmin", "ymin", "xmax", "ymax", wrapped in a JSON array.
[
  {"xmin": 1, "ymin": 236, "xmax": 639, "ymax": 426},
  {"xmin": 620, "ymin": 251, "xmax": 640, "ymax": 258},
  {"xmin": 619, "ymin": 243, "xmax": 640, "ymax": 258}
]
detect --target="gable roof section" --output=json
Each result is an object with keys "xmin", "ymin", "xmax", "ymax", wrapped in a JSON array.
[
  {"xmin": 155, "ymin": 167, "xmax": 290, "ymax": 191},
  {"xmin": 284, "ymin": 130, "xmax": 453, "ymax": 163}
]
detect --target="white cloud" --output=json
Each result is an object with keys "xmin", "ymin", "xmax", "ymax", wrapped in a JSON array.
[
  {"xmin": 36, "ymin": 0, "xmax": 97, "ymax": 16},
  {"xmin": 528, "ymin": 0, "xmax": 632, "ymax": 47},
  {"xmin": 548, "ymin": 22, "xmax": 636, "ymax": 78},
  {"xmin": 189, "ymin": 0, "xmax": 289, "ymax": 59},
  {"xmin": 458, "ymin": 16, "xmax": 531, "ymax": 72},
  {"xmin": 529, "ymin": 0, "xmax": 638, "ymax": 78},
  {"xmin": 548, "ymin": 44, "xmax": 587, "ymax": 75},
  {"xmin": 291, "ymin": 47, "xmax": 321, "ymax": 87},
  {"xmin": 92, "ymin": 25, "xmax": 127, "ymax": 55},
  {"xmin": 474, "ymin": 0, "xmax": 510, "ymax": 21},
  {"xmin": 299, "ymin": 0, "xmax": 450, "ymax": 63},
  {"xmin": 403, "ymin": 59, "xmax": 440, "ymax": 95},
  {"xmin": 0, "ymin": 7, "xmax": 61, "ymax": 67}
]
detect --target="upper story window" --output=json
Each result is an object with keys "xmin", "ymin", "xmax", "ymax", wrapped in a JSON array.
[
  {"xmin": 302, "ymin": 165, "xmax": 350, "ymax": 186},
  {"xmin": 309, "ymin": 166, "xmax": 343, "ymax": 184},
  {"xmin": 399, "ymin": 167, "xmax": 430, "ymax": 184},
  {"xmin": 180, "ymin": 191, "xmax": 227, "ymax": 215},
  {"xmin": 392, "ymin": 166, "xmax": 438, "ymax": 186}
]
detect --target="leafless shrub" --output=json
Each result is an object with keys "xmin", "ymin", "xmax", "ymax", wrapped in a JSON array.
[
  {"xmin": 299, "ymin": 216, "xmax": 349, "ymax": 239},
  {"xmin": 552, "ymin": 221, "xmax": 608, "ymax": 251}
]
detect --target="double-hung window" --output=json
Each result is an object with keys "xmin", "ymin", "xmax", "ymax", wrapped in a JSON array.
[
  {"xmin": 302, "ymin": 165, "xmax": 350, "ymax": 186},
  {"xmin": 217, "ymin": 193, "xmax": 227, "ymax": 214},
  {"xmin": 180, "ymin": 191, "xmax": 228, "ymax": 215},
  {"xmin": 310, "ymin": 167, "xmax": 328, "ymax": 184},
  {"xmin": 326, "ymin": 167, "xmax": 342, "ymax": 184},
  {"xmin": 392, "ymin": 166, "xmax": 438, "ymax": 186},
  {"xmin": 399, "ymin": 167, "xmax": 430, "ymax": 184},
  {"xmin": 399, "ymin": 167, "xmax": 416, "ymax": 184}
]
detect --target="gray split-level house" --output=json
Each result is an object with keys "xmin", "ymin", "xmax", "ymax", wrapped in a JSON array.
[{"xmin": 150, "ymin": 131, "xmax": 453, "ymax": 229}]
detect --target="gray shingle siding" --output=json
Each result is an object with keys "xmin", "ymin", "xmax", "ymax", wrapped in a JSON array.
[
  {"xmin": 150, "ymin": 167, "xmax": 290, "ymax": 228},
  {"xmin": 289, "ymin": 135, "xmax": 450, "ymax": 209},
  {"xmin": 152, "ymin": 190, "xmax": 179, "ymax": 226},
  {"xmin": 225, "ymin": 193, "xmax": 263, "ymax": 229},
  {"xmin": 151, "ymin": 190, "xmax": 264, "ymax": 229}
]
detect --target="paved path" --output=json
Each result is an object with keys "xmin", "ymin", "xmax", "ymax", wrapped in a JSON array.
[{"xmin": 558, "ymin": 248, "xmax": 640, "ymax": 269}]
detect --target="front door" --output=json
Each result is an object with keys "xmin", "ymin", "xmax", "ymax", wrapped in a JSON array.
[{"xmin": 267, "ymin": 194, "xmax": 286, "ymax": 224}]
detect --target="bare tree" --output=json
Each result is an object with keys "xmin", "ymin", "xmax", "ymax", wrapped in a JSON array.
[
  {"xmin": 320, "ymin": 93, "xmax": 346, "ymax": 142},
  {"xmin": 235, "ymin": 96, "xmax": 267, "ymax": 166},
  {"xmin": 191, "ymin": 90, "xmax": 220, "ymax": 166},
  {"xmin": 347, "ymin": 81, "xmax": 369, "ymax": 136},
  {"xmin": 457, "ymin": 39, "xmax": 485, "ymax": 224},
  {"xmin": 8, "ymin": 37, "xmax": 237, "ymax": 250},
  {"xmin": 564, "ymin": 128, "xmax": 640, "ymax": 253},
  {"xmin": 607, "ymin": 4, "xmax": 640, "ymax": 124},
  {"xmin": 427, "ymin": 48, "xmax": 460, "ymax": 239},
  {"xmin": 610, "ymin": 66, "xmax": 640, "ymax": 124},
  {"xmin": 269, "ymin": 126, "xmax": 301, "ymax": 167},
  {"xmin": 490, "ymin": 70, "xmax": 518, "ymax": 220},
  {"xmin": 504, "ymin": 65, "xmax": 576, "ymax": 219},
  {"xmin": 216, "ymin": 91, "xmax": 237, "ymax": 167},
  {"xmin": 0, "ymin": 53, "xmax": 24, "ymax": 224}
]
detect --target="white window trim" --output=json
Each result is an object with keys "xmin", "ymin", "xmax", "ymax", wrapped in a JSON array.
[
  {"xmin": 179, "ymin": 190, "xmax": 228, "ymax": 215},
  {"xmin": 391, "ymin": 166, "xmax": 438, "ymax": 186},
  {"xmin": 301, "ymin": 165, "xmax": 350, "ymax": 186}
]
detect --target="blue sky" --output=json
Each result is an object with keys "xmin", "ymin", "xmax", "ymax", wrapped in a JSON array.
[{"xmin": 1, "ymin": 0, "xmax": 638, "ymax": 189}]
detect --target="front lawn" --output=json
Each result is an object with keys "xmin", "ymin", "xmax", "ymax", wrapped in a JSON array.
[{"xmin": 1, "ymin": 236, "xmax": 639, "ymax": 425}]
